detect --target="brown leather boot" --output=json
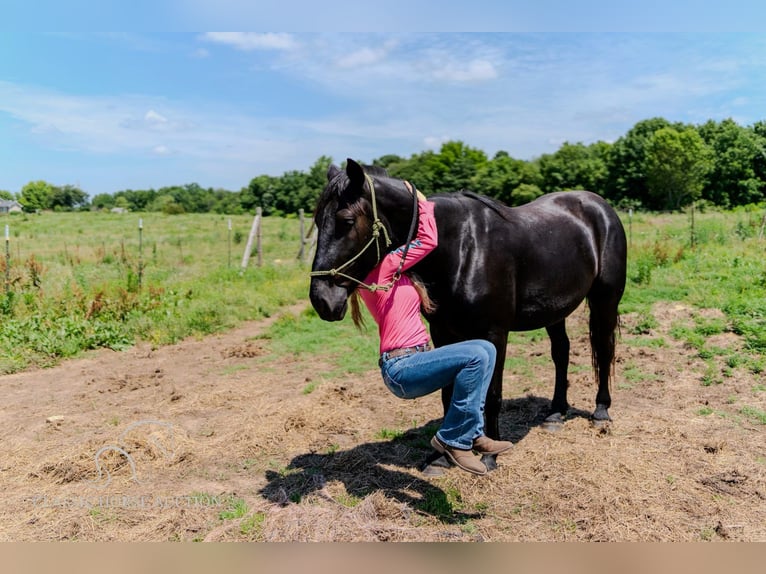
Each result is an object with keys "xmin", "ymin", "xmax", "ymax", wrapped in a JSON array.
[
  {"xmin": 472, "ymin": 435, "xmax": 513, "ymax": 456},
  {"xmin": 431, "ymin": 436, "xmax": 487, "ymax": 476}
]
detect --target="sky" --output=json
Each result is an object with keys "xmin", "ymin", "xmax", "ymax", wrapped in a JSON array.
[{"xmin": 2, "ymin": 3, "xmax": 766, "ymax": 197}]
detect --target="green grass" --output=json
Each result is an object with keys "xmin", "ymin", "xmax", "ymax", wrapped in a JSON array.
[
  {"xmin": 0, "ymin": 211, "xmax": 309, "ymax": 373},
  {"xmin": 239, "ymin": 512, "xmax": 266, "ymax": 537},
  {"xmin": 621, "ymin": 208, "xmax": 766, "ymax": 372},
  {"xmin": 376, "ymin": 428, "xmax": 405, "ymax": 440},
  {"xmin": 740, "ymin": 406, "xmax": 766, "ymax": 425},
  {"xmin": 255, "ymin": 305, "xmax": 378, "ymax": 378},
  {"xmin": 219, "ymin": 496, "xmax": 249, "ymax": 521},
  {"xmin": 1, "ymin": 207, "xmax": 764, "ymax": 379}
]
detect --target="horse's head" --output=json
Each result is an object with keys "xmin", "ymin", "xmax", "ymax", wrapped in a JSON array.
[{"xmin": 309, "ymin": 158, "xmax": 415, "ymax": 321}]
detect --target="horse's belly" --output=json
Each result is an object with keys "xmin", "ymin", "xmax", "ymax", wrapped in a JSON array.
[{"xmin": 510, "ymin": 286, "xmax": 589, "ymax": 331}]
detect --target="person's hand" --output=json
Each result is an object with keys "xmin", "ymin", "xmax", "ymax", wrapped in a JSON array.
[{"xmin": 416, "ymin": 190, "xmax": 427, "ymax": 202}]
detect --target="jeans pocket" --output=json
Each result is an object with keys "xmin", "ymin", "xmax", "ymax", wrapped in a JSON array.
[
  {"xmin": 380, "ymin": 362, "xmax": 409, "ymax": 399},
  {"xmin": 382, "ymin": 371, "xmax": 408, "ymax": 399}
]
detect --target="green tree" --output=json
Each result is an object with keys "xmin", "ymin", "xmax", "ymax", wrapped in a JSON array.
[
  {"xmin": 372, "ymin": 154, "xmax": 405, "ymax": 170},
  {"xmin": 113, "ymin": 188, "xmax": 157, "ymax": 211},
  {"xmin": 698, "ymin": 119, "xmax": 765, "ymax": 207},
  {"xmin": 304, "ymin": 155, "xmax": 334, "ymax": 212},
  {"xmin": 19, "ymin": 180, "xmax": 54, "ymax": 211},
  {"xmin": 244, "ymin": 175, "xmax": 279, "ymax": 214},
  {"xmin": 388, "ymin": 150, "xmax": 440, "ymax": 194},
  {"xmin": 606, "ymin": 117, "xmax": 675, "ymax": 207},
  {"xmin": 272, "ymin": 170, "xmax": 312, "ymax": 215},
  {"xmin": 50, "ymin": 184, "xmax": 89, "ymax": 211},
  {"xmin": 433, "ymin": 141, "xmax": 488, "ymax": 194},
  {"xmin": 91, "ymin": 193, "xmax": 116, "ymax": 210},
  {"xmin": 751, "ymin": 120, "xmax": 766, "ymax": 196},
  {"xmin": 211, "ymin": 188, "xmax": 244, "ymax": 215},
  {"xmin": 472, "ymin": 151, "xmax": 541, "ymax": 205},
  {"xmin": 538, "ymin": 141, "xmax": 610, "ymax": 195},
  {"xmin": 644, "ymin": 127, "xmax": 713, "ymax": 210},
  {"xmin": 510, "ymin": 183, "xmax": 544, "ymax": 205},
  {"xmin": 0, "ymin": 190, "xmax": 14, "ymax": 200}
]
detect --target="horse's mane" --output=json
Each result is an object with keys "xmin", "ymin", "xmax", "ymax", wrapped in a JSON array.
[
  {"xmin": 457, "ymin": 190, "xmax": 514, "ymax": 222},
  {"xmin": 317, "ymin": 163, "xmax": 513, "ymax": 224},
  {"xmin": 362, "ymin": 164, "xmax": 390, "ymax": 177}
]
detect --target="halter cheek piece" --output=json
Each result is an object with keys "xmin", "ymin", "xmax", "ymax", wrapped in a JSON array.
[{"xmin": 310, "ymin": 173, "xmax": 420, "ymax": 292}]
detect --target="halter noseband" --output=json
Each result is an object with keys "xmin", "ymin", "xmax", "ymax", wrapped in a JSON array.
[{"xmin": 309, "ymin": 173, "xmax": 419, "ymax": 292}]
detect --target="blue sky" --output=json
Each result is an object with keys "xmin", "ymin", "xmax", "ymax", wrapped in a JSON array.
[{"xmin": 2, "ymin": 6, "xmax": 766, "ymax": 196}]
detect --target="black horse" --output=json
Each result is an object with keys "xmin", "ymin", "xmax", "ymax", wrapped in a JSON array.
[{"xmin": 310, "ymin": 159, "xmax": 627, "ymax": 472}]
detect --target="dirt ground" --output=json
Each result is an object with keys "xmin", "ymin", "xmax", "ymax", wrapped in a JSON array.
[{"xmin": 0, "ymin": 300, "xmax": 764, "ymax": 542}]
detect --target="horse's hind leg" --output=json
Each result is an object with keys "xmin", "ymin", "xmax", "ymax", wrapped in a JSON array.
[
  {"xmin": 587, "ymin": 293, "xmax": 620, "ymax": 427},
  {"xmin": 542, "ymin": 320, "xmax": 570, "ymax": 432}
]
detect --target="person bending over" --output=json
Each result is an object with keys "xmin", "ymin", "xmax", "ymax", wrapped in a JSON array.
[{"xmin": 354, "ymin": 184, "xmax": 512, "ymax": 476}]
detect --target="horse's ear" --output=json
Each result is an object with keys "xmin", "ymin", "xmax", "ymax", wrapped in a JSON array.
[
  {"xmin": 345, "ymin": 158, "xmax": 366, "ymax": 189},
  {"xmin": 327, "ymin": 164, "xmax": 341, "ymax": 182}
]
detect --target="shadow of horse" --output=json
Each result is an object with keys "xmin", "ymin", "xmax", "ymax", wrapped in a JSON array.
[{"xmin": 258, "ymin": 394, "xmax": 592, "ymax": 522}]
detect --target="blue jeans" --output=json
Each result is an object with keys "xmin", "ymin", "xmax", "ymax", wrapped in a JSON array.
[{"xmin": 379, "ymin": 339, "xmax": 496, "ymax": 450}]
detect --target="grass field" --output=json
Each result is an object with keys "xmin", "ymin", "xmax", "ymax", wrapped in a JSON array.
[
  {"xmin": 0, "ymin": 211, "xmax": 309, "ymax": 373},
  {"xmin": 1, "ymin": 204, "xmax": 764, "ymax": 376}
]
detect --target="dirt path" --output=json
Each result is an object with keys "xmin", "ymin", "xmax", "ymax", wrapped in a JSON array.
[{"xmin": 0, "ymin": 301, "xmax": 764, "ymax": 541}]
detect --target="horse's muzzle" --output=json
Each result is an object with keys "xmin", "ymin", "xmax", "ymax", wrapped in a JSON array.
[{"xmin": 309, "ymin": 279, "xmax": 349, "ymax": 322}]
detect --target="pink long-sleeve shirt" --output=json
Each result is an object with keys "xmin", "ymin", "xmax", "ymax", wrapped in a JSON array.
[{"xmin": 358, "ymin": 199, "xmax": 438, "ymax": 354}]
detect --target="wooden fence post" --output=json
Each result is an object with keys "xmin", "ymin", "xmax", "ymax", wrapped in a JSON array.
[
  {"xmin": 4, "ymin": 224, "xmax": 9, "ymax": 295},
  {"xmin": 297, "ymin": 209, "xmax": 309, "ymax": 262},
  {"xmin": 240, "ymin": 207, "xmax": 262, "ymax": 272},
  {"xmin": 227, "ymin": 218, "xmax": 232, "ymax": 268},
  {"xmin": 256, "ymin": 207, "xmax": 263, "ymax": 267}
]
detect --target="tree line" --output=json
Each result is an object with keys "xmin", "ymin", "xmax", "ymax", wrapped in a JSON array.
[{"xmin": 3, "ymin": 117, "xmax": 765, "ymax": 215}]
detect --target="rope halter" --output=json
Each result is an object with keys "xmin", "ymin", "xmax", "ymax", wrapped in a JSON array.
[{"xmin": 309, "ymin": 173, "xmax": 418, "ymax": 292}]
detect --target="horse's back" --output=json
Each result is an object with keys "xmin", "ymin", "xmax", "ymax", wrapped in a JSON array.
[{"xmin": 424, "ymin": 190, "xmax": 626, "ymax": 331}]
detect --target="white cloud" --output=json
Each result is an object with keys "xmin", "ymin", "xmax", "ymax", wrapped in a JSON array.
[
  {"xmin": 423, "ymin": 135, "xmax": 450, "ymax": 150},
  {"xmin": 153, "ymin": 145, "xmax": 171, "ymax": 156},
  {"xmin": 145, "ymin": 110, "xmax": 168, "ymax": 125},
  {"xmin": 336, "ymin": 41, "xmax": 397, "ymax": 68},
  {"xmin": 202, "ymin": 32, "xmax": 297, "ymax": 51},
  {"xmin": 431, "ymin": 59, "xmax": 498, "ymax": 82}
]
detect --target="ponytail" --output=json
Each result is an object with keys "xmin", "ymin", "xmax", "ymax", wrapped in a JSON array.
[{"xmin": 349, "ymin": 274, "xmax": 436, "ymax": 332}]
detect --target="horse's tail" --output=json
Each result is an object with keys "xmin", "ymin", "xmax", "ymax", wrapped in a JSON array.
[{"xmin": 588, "ymin": 306, "xmax": 620, "ymax": 393}]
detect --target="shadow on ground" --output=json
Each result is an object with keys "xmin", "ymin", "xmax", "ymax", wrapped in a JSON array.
[{"xmin": 258, "ymin": 394, "xmax": 594, "ymax": 522}]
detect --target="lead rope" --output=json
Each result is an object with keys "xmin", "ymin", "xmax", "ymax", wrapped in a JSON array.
[{"xmin": 309, "ymin": 175, "xmax": 419, "ymax": 292}]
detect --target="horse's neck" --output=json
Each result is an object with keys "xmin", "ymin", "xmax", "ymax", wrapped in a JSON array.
[{"xmin": 372, "ymin": 179, "xmax": 414, "ymax": 241}]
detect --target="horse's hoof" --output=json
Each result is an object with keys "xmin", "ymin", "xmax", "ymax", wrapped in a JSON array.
[
  {"xmin": 480, "ymin": 454, "xmax": 498, "ymax": 471},
  {"xmin": 541, "ymin": 413, "xmax": 565, "ymax": 432},
  {"xmin": 420, "ymin": 453, "xmax": 451, "ymax": 476},
  {"xmin": 591, "ymin": 418, "xmax": 612, "ymax": 434},
  {"xmin": 591, "ymin": 404, "xmax": 612, "ymax": 433},
  {"xmin": 421, "ymin": 464, "xmax": 447, "ymax": 477}
]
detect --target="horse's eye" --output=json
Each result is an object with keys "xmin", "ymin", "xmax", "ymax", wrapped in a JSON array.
[{"xmin": 336, "ymin": 215, "xmax": 355, "ymax": 229}]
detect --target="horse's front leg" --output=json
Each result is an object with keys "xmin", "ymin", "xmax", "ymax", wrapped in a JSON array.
[
  {"xmin": 543, "ymin": 320, "xmax": 570, "ymax": 432},
  {"xmin": 478, "ymin": 332, "xmax": 508, "ymax": 471}
]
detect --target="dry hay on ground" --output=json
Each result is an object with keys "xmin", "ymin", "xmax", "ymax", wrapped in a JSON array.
[{"xmin": 0, "ymin": 302, "xmax": 764, "ymax": 541}]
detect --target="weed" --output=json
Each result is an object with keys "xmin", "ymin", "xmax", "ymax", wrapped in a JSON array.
[
  {"xmin": 417, "ymin": 487, "xmax": 460, "ymax": 520},
  {"xmin": 740, "ymin": 406, "xmax": 766, "ymax": 425},
  {"xmin": 376, "ymin": 428, "xmax": 404, "ymax": 440},
  {"xmin": 629, "ymin": 310, "xmax": 658, "ymax": 334},
  {"xmin": 335, "ymin": 493, "xmax": 362, "ymax": 508},
  {"xmin": 239, "ymin": 512, "xmax": 266, "ymax": 537},
  {"xmin": 219, "ymin": 496, "xmax": 248, "ymax": 521}
]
